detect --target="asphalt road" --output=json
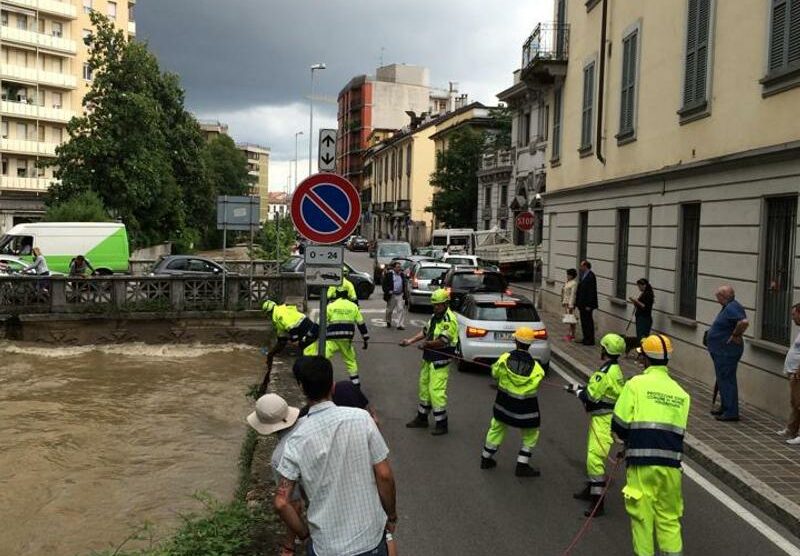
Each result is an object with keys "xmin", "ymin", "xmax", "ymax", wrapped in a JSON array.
[{"xmin": 310, "ymin": 250, "xmax": 800, "ymax": 555}]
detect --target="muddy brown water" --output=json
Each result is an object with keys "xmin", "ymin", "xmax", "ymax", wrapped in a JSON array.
[{"xmin": 0, "ymin": 342, "xmax": 264, "ymax": 555}]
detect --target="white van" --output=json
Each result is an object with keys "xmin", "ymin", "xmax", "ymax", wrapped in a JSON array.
[
  {"xmin": 0, "ymin": 222, "xmax": 130, "ymax": 275},
  {"xmin": 430, "ymin": 228, "xmax": 475, "ymax": 253}
]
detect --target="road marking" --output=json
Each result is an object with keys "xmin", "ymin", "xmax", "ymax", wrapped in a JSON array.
[{"xmin": 550, "ymin": 361, "xmax": 800, "ymax": 556}]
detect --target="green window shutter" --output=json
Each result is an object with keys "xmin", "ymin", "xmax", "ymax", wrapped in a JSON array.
[
  {"xmin": 581, "ymin": 63, "xmax": 594, "ymax": 148},
  {"xmin": 552, "ymin": 88, "xmax": 562, "ymax": 159},
  {"xmin": 770, "ymin": 0, "xmax": 788, "ymax": 72},
  {"xmin": 789, "ymin": 0, "xmax": 800, "ymax": 65},
  {"xmin": 619, "ymin": 31, "xmax": 638, "ymax": 135},
  {"xmin": 683, "ymin": 0, "xmax": 711, "ymax": 108}
]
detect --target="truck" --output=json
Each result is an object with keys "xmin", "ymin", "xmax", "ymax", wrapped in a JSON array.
[
  {"xmin": 473, "ymin": 228, "xmax": 539, "ymax": 280},
  {"xmin": 0, "ymin": 222, "xmax": 130, "ymax": 275}
]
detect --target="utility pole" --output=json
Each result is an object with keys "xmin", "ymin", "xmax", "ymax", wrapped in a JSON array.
[{"xmin": 309, "ymin": 63, "xmax": 326, "ymax": 177}]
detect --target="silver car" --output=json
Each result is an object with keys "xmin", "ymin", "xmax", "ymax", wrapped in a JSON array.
[
  {"xmin": 455, "ymin": 293, "xmax": 551, "ymax": 372},
  {"xmin": 406, "ymin": 261, "xmax": 451, "ymax": 312}
]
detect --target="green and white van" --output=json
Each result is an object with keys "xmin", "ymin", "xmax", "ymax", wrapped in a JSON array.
[{"xmin": 0, "ymin": 222, "xmax": 130, "ymax": 275}]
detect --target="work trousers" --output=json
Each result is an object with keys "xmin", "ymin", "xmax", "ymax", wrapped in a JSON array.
[
  {"xmin": 710, "ymin": 351, "xmax": 741, "ymax": 418},
  {"xmin": 417, "ymin": 361, "xmax": 449, "ymax": 424},
  {"xmin": 482, "ymin": 417, "xmax": 540, "ymax": 464},
  {"xmin": 578, "ymin": 307, "xmax": 595, "ymax": 345},
  {"xmin": 586, "ymin": 413, "xmax": 614, "ymax": 495},
  {"xmin": 787, "ymin": 374, "xmax": 800, "ymax": 438},
  {"xmin": 325, "ymin": 339, "xmax": 360, "ymax": 385},
  {"xmin": 623, "ymin": 465, "xmax": 684, "ymax": 556},
  {"xmin": 386, "ymin": 293, "xmax": 406, "ymax": 328}
]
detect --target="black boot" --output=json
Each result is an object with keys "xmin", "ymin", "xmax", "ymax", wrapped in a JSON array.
[
  {"xmin": 573, "ymin": 483, "xmax": 591, "ymax": 501},
  {"xmin": 431, "ymin": 419, "xmax": 448, "ymax": 436},
  {"xmin": 405, "ymin": 413, "xmax": 429, "ymax": 428},
  {"xmin": 515, "ymin": 463, "xmax": 541, "ymax": 477},
  {"xmin": 584, "ymin": 494, "xmax": 605, "ymax": 517},
  {"xmin": 480, "ymin": 457, "xmax": 497, "ymax": 470}
]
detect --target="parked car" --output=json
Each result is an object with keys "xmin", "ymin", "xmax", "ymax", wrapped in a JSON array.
[
  {"xmin": 415, "ymin": 246, "xmax": 445, "ymax": 259},
  {"xmin": 279, "ymin": 255, "xmax": 375, "ymax": 299},
  {"xmin": 390, "ymin": 255, "xmax": 434, "ymax": 276},
  {"xmin": 371, "ymin": 241, "xmax": 413, "ymax": 283},
  {"xmin": 432, "ymin": 267, "xmax": 511, "ymax": 312},
  {"xmin": 406, "ymin": 261, "xmax": 453, "ymax": 312},
  {"xmin": 0, "ymin": 255, "xmax": 27, "ymax": 275},
  {"xmin": 347, "ymin": 236, "xmax": 370, "ymax": 251},
  {"xmin": 151, "ymin": 255, "xmax": 232, "ymax": 276},
  {"xmin": 455, "ymin": 293, "xmax": 550, "ymax": 373},
  {"xmin": 439, "ymin": 254, "xmax": 479, "ymax": 268}
]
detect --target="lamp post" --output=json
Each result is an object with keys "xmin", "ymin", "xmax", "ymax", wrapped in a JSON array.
[
  {"xmin": 309, "ymin": 63, "xmax": 326, "ymax": 177},
  {"xmin": 294, "ymin": 131, "xmax": 304, "ymax": 190}
]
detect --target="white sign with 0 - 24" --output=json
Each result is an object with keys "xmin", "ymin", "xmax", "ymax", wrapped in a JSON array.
[{"xmin": 305, "ymin": 245, "xmax": 344, "ymax": 286}]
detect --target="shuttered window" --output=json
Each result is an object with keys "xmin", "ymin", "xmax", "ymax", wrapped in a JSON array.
[
  {"xmin": 678, "ymin": 203, "xmax": 701, "ymax": 319},
  {"xmin": 761, "ymin": 196, "xmax": 797, "ymax": 345},
  {"xmin": 769, "ymin": 0, "xmax": 800, "ymax": 73},
  {"xmin": 681, "ymin": 0, "xmax": 711, "ymax": 115},
  {"xmin": 618, "ymin": 30, "xmax": 639, "ymax": 140},
  {"xmin": 552, "ymin": 88, "xmax": 563, "ymax": 161},
  {"xmin": 615, "ymin": 209, "xmax": 630, "ymax": 299},
  {"xmin": 580, "ymin": 63, "xmax": 595, "ymax": 151}
]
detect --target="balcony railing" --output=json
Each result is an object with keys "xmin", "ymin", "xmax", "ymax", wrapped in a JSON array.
[
  {"xmin": 1, "ymin": 100, "xmax": 76, "ymax": 123},
  {"xmin": 128, "ymin": 21, "xmax": 136, "ymax": 35},
  {"xmin": 0, "ymin": 138, "xmax": 59, "ymax": 156},
  {"xmin": 0, "ymin": 25, "xmax": 77, "ymax": 54},
  {"xmin": 522, "ymin": 23, "xmax": 569, "ymax": 68},
  {"xmin": 0, "ymin": 64, "xmax": 77, "ymax": 89},
  {"xmin": 0, "ymin": 176, "xmax": 53, "ymax": 191},
  {"xmin": 3, "ymin": 0, "xmax": 77, "ymax": 19},
  {"xmin": 382, "ymin": 201, "xmax": 395, "ymax": 213},
  {"xmin": 496, "ymin": 206, "xmax": 509, "ymax": 219},
  {"xmin": 481, "ymin": 149, "xmax": 514, "ymax": 170},
  {"xmin": 397, "ymin": 200, "xmax": 411, "ymax": 212}
]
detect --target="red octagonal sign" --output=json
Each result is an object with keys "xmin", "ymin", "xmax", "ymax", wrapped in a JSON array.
[
  {"xmin": 515, "ymin": 210, "xmax": 535, "ymax": 232},
  {"xmin": 291, "ymin": 173, "xmax": 361, "ymax": 244}
]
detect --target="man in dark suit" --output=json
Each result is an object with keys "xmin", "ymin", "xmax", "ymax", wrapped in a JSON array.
[
  {"xmin": 382, "ymin": 261, "xmax": 408, "ymax": 329},
  {"xmin": 575, "ymin": 260, "xmax": 598, "ymax": 346}
]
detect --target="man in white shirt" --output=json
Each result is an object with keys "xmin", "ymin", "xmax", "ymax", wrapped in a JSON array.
[
  {"xmin": 779, "ymin": 303, "xmax": 800, "ymax": 446},
  {"xmin": 381, "ymin": 262, "xmax": 408, "ymax": 330},
  {"xmin": 275, "ymin": 356, "xmax": 398, "ymax": 556}
]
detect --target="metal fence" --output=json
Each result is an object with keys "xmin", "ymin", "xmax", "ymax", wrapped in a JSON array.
[{"xmin": 522, "ymin": 23, "xmax": 570, "ymax": 68}]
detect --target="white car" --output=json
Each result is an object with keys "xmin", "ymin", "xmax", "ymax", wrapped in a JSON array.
[
  {"xmin": 406, "ymin": 261, "xmax": 452, "ymax": 311},
  {"xmin": 439, "ymin": 254, "xmax": 479, "ymax": 268},
  {"xmin": 455, "ymin": 293, "xmax": 551, "ymax": 372}
]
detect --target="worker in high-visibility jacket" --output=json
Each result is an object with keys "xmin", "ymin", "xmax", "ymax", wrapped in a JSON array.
[
  {"xmin": 612, "ymin": 334, "xmax": 691, "ymax": 556},
  {"xmin": 566, "ymin": 333, "xmax": 626, "ymax": 516},
  {"xmin": 262, "ymin": 299, "xmax": 318, "ymax": 358},
  {"xmin": 480, "ymin": 327, "xmax": 545, "ymax": 477},
  {"xmin": 400, "ymin": 288, "xmax": 459, "ymax": 436},
  {"xmin": 325, "ymin": 273, "xmax": 358, "ymax": 304},
  {"xmin": 324, "ymin": 285, "xmax": 369, "ymax": 386}
]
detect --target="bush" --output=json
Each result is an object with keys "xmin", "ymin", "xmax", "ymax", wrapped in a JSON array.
[{"xmin": 44, "ymin": 191, "xmax": 110, "ymax": 222}]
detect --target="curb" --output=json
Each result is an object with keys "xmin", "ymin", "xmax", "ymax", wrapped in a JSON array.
[{"xmin": 550, "ymin": 346, "xmax": 800, "ymax": 539}]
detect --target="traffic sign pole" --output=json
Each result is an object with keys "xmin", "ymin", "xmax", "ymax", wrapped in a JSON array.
[{"xmin": 318, "ymin": 288, "xmax": 328, "ymax": 354}]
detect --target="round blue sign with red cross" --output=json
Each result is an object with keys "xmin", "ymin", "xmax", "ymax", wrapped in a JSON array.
[{"xmin": 291, "ymin": 173, "xmax": 361, "ymax": 244}]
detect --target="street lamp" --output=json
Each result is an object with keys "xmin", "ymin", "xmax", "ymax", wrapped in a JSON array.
[
  {"xmin": 309, "ymin": 63, "xmax": 326, "ymax": 177},
  {"xmin": 294, "ymin": 131, "xmax": 304, "ymax": 190}
]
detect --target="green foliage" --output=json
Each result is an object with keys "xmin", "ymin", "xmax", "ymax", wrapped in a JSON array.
[
  {"xmin": 258, "ymin": 216, "xmax": 295, "ymax": 261},
  {"xmin": 44, "ymin": 191, "xmax": 110, "ymax": 222},
  {"xmin": 427, "ymin": 127, "xmax": 486, "ymax": 228},
  {"xmin": 487, "ymin": 106, "xmax": 512, "ymax": 150}
]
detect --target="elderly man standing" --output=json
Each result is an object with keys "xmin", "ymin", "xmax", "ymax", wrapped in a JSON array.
[
  {"xmin": 778, "ymin": 303, "xmax": 800, "ymax": 445},
  {"xmin": 707, "ymin": 285, "xmax": 749, "ymax": 422},
  {"xmin": 382, "ymin": 261, "xmax": 408, "ymax": 330}
]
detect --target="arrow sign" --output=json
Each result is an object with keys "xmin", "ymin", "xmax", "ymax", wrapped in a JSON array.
[{"xmin": 318, "ymin": 129, "xmax": 337, "ymax": 172}]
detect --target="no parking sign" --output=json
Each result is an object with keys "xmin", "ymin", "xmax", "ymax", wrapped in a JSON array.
[{"xmin": 291, "ymin": 173, "xmax": 361, "ymax": 244}]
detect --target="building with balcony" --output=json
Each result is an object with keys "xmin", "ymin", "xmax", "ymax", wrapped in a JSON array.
[
  {"xmin": 236, "ymin": 143, "xmax": 270, "ymax": 222},
  {"xmin": 535, "ymin": 0, "xmax": 800, "ymax": 418},
  {"xmin": 336, "ymin": 64, "xmax": 461, "ymax": 192},
  {"xmin": 0, "ymin": 0, "xmax": 136, "ymax": 232}
]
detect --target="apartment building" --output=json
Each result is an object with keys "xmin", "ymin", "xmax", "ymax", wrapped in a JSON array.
[
  {"xmin": 265, "ymin": 191, "xmax": 288, "ymax": 222},
  {"xmin": 237, "ymin": 143, "xmax": 270, "ymax": 223},
  {"xmin": 0, "ymin": 0, "xmax": 136, "ymax": 232},
  {"xmin": 530, "ymin": 0, "xmax": 799, "ymax": 417},
  {"xmin": 336, "ymin": 64, "xmax": 460, "ymax": 195}
]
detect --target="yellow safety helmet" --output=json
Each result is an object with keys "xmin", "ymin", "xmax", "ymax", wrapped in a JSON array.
[
  {"xmin": 262, "ymin": 299, "xmax": 276, "ymax": 313},
  {"xmin": 430, "ymin": 288, "xmax": 450, "ymax": 304},
  {"xmin": 326, "ymin": 282, "xmax": 349, "ymax": 300},
  {"xmin": 639, "ymin": 334, "xmax": 673, "ymax": 361},
  {"xmin": 513, "ymin": 327, "xmax": 537, "ymax": 345},
  {"xmin": 600, "ymin": 333, "xmax": 626, "ymax": 356}
]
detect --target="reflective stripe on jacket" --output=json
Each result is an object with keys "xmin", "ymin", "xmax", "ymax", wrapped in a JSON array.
[
  {"xmin": 579, "ymin": 360, "xmax": 625, "ymax": 416},
  {"xmin": 326, "ymin": 298, "xmax": 369, "ymax": 340},
  {"xmin": 422, "ymin": 308, "xmax": 459, "ymax": 368},
  {"xmin": 612, "ymin": 365, "xmax": 691, "ymax": 468},
  {"xmin": 491, "ymin": 350, "xmax": 545, "ymax": 428},
  {"xmin": 272, "ymin": 305, "xmax": 306, "ymax": 338}
]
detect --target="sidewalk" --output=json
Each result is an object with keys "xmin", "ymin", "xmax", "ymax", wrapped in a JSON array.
[{"xmin": 538, "ymin": 306, "xmax": 800, "ymax": 538}]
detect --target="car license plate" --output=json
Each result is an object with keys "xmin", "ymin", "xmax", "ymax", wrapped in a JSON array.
[{"xmin": 495, "ymin": 331, "xmax": 514, "ymax": 341}]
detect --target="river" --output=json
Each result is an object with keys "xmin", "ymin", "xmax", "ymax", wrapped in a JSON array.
[{"xmin": 0, "ymin": 342, "xmax": 263, "ymax": 555}]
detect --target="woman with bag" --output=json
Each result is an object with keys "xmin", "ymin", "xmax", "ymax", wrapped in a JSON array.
[{"xmin": 562, "ymin": 268, "xmax": 578, "ymax": 341}]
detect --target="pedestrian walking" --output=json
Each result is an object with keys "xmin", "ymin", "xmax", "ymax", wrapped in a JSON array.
[
  {"xmin": 480, "ymin": 327, "xmax": 545, "ymax": 477},
  {"xmin": 566, "ymin": 333, "xmax": 626, "ymax": 516},
  {"xmin": 323, "ymin": 285, "xmax": 369, "ymax": 386},
  {"xmin": 576, "ymin": 260, "xmax": 598, "ymax": 346},
  {"xmin": 561, "ymin": 268, "xmax": 578, "ymax": 341},
  {"xmin": 612, "ymin": 334, "xmax": 691, "ymax": 556},
  {"xmin": 707, "ymin": 285, "xmax": 749, "ymax": 422},
  {"xmin": 245, "ymin": 393, "xmax": 303, "ymax": 556},
  {"xmin": 629, "ymin": 278, "xmax": 655, "ymax": 341},
  {"xmin": 382, "ymin": 261, "xmax": 408, "ymax": 330},
  {"xmin": 274, "ymin": 356, "xmax": 398, "ymax": 556},
  {"xmin": 777, "ymin": 303, "xmax": 800, "ymax": 445},
  {"xmin": 400, "ymin": 288, "xmax": 459, "ymax": 436}
]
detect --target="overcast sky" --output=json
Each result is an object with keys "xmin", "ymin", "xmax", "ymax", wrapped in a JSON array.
[{"xmin": 137, "ymin": 0, "xmax": 552, "ymax": 190}]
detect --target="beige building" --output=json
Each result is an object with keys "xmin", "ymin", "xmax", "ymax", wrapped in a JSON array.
[
  {"xmin": 530, "ymin": 0, "xmax": 800, "ymax": 417},
  {"xmin": 237, "ymin": 142, "xmax": 270, "ymax": 222},
  {"xmin": 0, "ymin": 0, "xmax": 136, "ymax": 232},
  {"xmin": 265, "ymin": 191, "xmax": 288, "ymax": 222}
]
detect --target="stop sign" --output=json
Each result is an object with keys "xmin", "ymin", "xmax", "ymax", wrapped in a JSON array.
[{"xmin": 515, "ymin": 210, "xmax": 535, "ymax": 231}]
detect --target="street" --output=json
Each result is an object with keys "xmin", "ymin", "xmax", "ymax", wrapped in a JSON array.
[{"xmin": 331, "ymin": 250, "xmax": 800, "ymax": 555}]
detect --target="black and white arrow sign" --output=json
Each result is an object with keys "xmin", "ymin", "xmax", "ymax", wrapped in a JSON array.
[{"xmin": 318, "ymin": 129, "xmax": 337, "ymax": 172}]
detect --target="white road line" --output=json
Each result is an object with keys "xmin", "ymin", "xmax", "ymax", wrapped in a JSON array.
[{"xmin": 549, "ymin": 360, "xmax": 800, "ymax": 556}]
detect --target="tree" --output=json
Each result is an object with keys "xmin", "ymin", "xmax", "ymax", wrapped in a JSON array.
[
  {"xmin": 44, "ymin": 191, "xmax": 110, "ymax": 222},
  {"xmin": 258, "ymin": 215, "xmax": 295, "ymax": 261},
  {"xmin": 486, "ymin": 106, "xmax": 512, "ymax": 150},
  {"xmin": 427, "ymin": 127, "xmax": 485, "ymax": 229}
]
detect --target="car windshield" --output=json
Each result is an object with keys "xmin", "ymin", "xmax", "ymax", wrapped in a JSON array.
[
  {"xmin": 450, "ymin": 273, "xmax": 507, "ymax": 291},
  {"xmin": 475, "ymin": 302, "xmax": 539, "ymax": 322},
  {"xmin": 417, "ymin": 267, "xmax": 447, "ymax": 280},
  {"xmin": 280, "ymin": 257, "xmax": 302, "ymax": 272},
  {"xmin": 446, "ymin": 257, "xmax": 474, "ymax": 266},
  {"xmin": 0, "ymin": 234, "xmax": 33, "ymax": 256},
  {"xmin": 378, "ymin": 244, "xmax": 411, "ymax": 257}
]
